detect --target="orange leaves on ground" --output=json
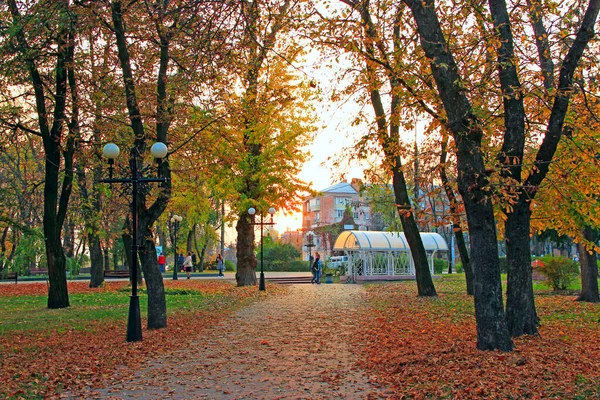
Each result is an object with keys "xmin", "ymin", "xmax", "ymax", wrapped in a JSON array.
[
  {"xmin": 0, "ymin": 281, "xmax": 131, "ymax": 297},
  {"xmin": 356, "ymin": 282, "xmax": 600, "ymax": 399},
  {"xmin": 0, "ymin": 279, "xmax": 280, "ymax": 398}
]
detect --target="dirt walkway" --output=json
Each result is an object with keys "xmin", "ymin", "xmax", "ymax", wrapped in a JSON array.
[{"xmin": 82, "ymin": 284, "xmax": 387, "ymax": 399}]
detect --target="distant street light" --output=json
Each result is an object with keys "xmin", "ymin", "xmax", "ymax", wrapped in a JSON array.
[
  {"xmin": 305, "ymin": 230, "xmax": 315, "ymax": 271},
  {"xmin": 101, "ymin": 142, "xmax": 168, "ymax": 342},
  {"xmin": 248, "ymin": 207, "xmax": 276, "ymax": 291},
  {"xmin": 170, "ymin": 214, "xmax": 183, "ymax": 280}
]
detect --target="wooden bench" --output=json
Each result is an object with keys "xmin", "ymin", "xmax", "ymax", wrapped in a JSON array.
[
  {"xmin": 30, "ymin": 268, "xmax": 48, "ymax": 276},
  {"xmin": 0, "ymin": 271, "xmax": 17, "ymax": 283},
  {"xmin": 79, "ymin": 267, "xmax": 91, "ymax": 274},
  {"xmin": 104, "ymin": 270, "xmax": 130, "ymax": 279}
]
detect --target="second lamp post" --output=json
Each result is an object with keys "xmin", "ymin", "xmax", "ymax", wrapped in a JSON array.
[{"xmin": 248, "ymin": 207, "xmax": 275, "ymax": 291}]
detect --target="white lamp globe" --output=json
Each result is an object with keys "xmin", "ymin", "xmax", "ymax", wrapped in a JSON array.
[
  {"xmin": 268, "ymin": 207, "xmax": 276, "ymax": 215},
  {"xmin": 248, "ymin": 207, "xmax": 256, "ymax": 216},
  {"xmin": 103, "ymin": 143, "xmax": 120, "ymax": 160},
  {"xmin": 151, "ymin": 142, "xmax": 168, "ymax": 159}
]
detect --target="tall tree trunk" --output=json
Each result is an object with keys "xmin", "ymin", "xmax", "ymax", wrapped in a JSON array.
[
  {"xmin": 63, "ymin": 218, "xmax": 75, "ymax": 258},
  {"xmin": 110, "ymin": 0, "xmax": 172, "ymax": 330},
  {"xmin": 403, "ymin": 0, "xmax": 513, "ymax": 351},
  {"xmin": 139, "ymin": 219, "xmax": 167, "ymax": 329},
  {"xmin": 89, "ymin": 236, "xmax": 104, "ymax": 287},
  {"xmin": 8, "ymin": 0, "xmax": 75, "ymax": 309},
  {"xmin": 392, "ymin": 163, "xmax": 437, "ymax": 296},
  {"xmin": 577, "ymin": 226, "xmax": 599, "ymax": 302},
  {"xmin": 439, "ymin": 134, "xmax": 473, "ymax": 295},
  {"xmin": 352, "ymin": 0, "xmax": 436, "ymax": 296},
  {"xmin": 505, "ymin": 197, "xmax": 539, "ymax": 336},
  {"xmin": 236, "ymin": 214, "xmax": 257, "ymax": 286}
]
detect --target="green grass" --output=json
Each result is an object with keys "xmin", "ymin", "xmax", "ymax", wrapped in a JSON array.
[{"xmin": 0, "ymin": 289, "xmax": 217, "ymax": 335}]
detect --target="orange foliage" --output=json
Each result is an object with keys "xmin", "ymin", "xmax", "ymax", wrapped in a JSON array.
[{"xmin": 357, "ymin": 283, "xmax": 600, "ymax": 399}]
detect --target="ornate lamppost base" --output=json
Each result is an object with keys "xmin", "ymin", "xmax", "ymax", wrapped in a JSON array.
[{"xmin": 126, "ymin": 295, "xmax": 143, "ymax": 342}]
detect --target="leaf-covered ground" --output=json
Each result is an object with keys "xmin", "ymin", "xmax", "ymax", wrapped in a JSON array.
[
  {"xmin": 1, "ymin": 277, "xmax": 599, "ymax": 399},
  {"xmin": 0, "ymin": 280, "xmax": 282, "ymax": 399},
  {"xmin": 358, "ymin": 278, "xmax": 600, "ymax": 399}
]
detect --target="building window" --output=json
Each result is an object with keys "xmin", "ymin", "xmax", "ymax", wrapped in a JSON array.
[
  {"xmin": 336, "ymin": 210, "xmax": 344, "ymax": 218},
  {"xmin": 353, "ymin": 212, "xmax": 359, "ymax": 219},
  {"xmin": 335, "ymin": 197, "xmax": 351, "ymax": 205},
  {"xmin": 315, "ymin": 212, "xmax": 320, "ymax": 221}
]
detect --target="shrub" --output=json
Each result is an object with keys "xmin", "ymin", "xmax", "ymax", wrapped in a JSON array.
[
  {"xmin": 434, "ymin": 258, "xmax": 447, "ymax": 274},
  {"xmin": 224, "ymin": 260, "xmax": 236, "ymax": 271},
  {"xmin": 536, "ymin": 256, "xmax": 580, "ymax": 291},
  {"xmin": 455, "ymin": 262, "xmax": 464, "ymax": 273}
]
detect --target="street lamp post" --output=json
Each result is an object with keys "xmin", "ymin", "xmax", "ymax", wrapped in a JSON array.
[
  {"xmin": 101, "ymin": 142, "xmax": 168, "ymax": 342},
  {"xmin": 305, "ymin": 230, "xmax": 315, "ymax": 271},
  {"xmin": 248, "ymin": 207, "xmax": 276, "ymax": 291},
  {"xmin": 170, "ymin": 214, "xmax": 182, "ymax": 280}
]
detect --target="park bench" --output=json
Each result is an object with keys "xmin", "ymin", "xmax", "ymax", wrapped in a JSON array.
[
  {"xmin": 104, "ymin": 270, "xmax": 130, "ymax": 279},
  {"xmin": 79, "ymin": 267, "xmax": 91, "ymax": 274},
  {"xmin": 30, "ymin": 268, "xmax": 48, "ymax": 276},
  {"xmin": 0, "ymin": 271, "xmax": 17, "ymax": 283}
]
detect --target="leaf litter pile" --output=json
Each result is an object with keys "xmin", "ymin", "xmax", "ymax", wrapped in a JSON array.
[
  {"xmin": 357, "ymin": 279, "xmax": 600, "ymax": 399},
  {"xmin": 0, "ymin": 280, "xmax": 283, "ymax": 399}
]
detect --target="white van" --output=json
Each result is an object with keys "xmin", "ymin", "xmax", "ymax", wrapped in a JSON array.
[{"xmin": 328, "ymin": 256, "xmax": 348, "ymax": 269}]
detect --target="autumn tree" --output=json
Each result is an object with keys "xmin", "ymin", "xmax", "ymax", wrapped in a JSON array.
[
  {"xmin": 225, "ymin": 0, "xmax": 316, "ymax": 287},
  {"xmin": 314, "ymin": 0, "xmax": 438, "ymax": 296},
  {"xmin": 396, "ymin": 0, "xmax": 599, "ymax": 350},
  {"xmin": 1, "ymin": 0, "xmax": 82, "ymax": 308}
]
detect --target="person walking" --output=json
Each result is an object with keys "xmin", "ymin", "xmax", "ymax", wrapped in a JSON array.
[
  {"xmin": 158, "ymin": 252, "xmax": 166, "ymax": 273},
  {"xmin": 183, "ymin": 252, "xmax": 193, "ymax": 279},
  {"xmin": 311, "ymin": 253, "xmax": 322, "ymax": 284},
  {"xmin": 216, "ymin": 254, "xmax": 225, "ymax": 278},
  {"xmin": 178, "ymin": 253, "xmax": 185, "ymax": 273}
]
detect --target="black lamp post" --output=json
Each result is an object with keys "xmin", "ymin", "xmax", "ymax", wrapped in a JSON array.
[
  {"xmin": 170, "ymin": 214, "xmax": 182, "ymax": 280},
  {"xmin": 248, "ymin": 206, "xmax": 276, "ymax": 291},
  {"xmin": 101, "ymin": 142, "xmax": 168, "ymax": 342},
  {"xmin": 305, "ymin": 230, "xmax": 315, "ymax": 271}
]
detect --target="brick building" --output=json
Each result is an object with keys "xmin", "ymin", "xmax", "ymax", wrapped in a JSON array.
[{"xmin": 301, "ymin": 179, "xmax": 377, "ymax": 260}]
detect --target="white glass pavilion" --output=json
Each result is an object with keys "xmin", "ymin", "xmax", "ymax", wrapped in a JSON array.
[{"xmin": 332, "ymin": 231, "xmax": 449, "ymax": 282}]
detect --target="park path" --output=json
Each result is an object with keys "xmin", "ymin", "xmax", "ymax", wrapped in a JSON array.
[{"xmin": 81, "ymin": 284, "xmax": 388, "ymax": 399}]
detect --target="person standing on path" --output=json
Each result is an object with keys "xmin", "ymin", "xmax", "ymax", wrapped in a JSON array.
[
  {"xmin": 183, "ymin": 252, "xmax": 193, "ymax": 279},
  {"xmin": 216, "ymin": 253, "xmax": 225, "ymax": 277},
  {"xmin": 311, "ymin": 253, "xmax": 322, "ymax": 284},
  {"xmin": 158, "ymin": 252, "xmax": 166, "ymax": 273}
]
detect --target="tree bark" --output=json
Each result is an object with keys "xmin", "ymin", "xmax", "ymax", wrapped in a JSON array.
[
  {"xmin": 577, "ymin": 226, "xmax": 599, "ymax": 302},
  {"xmin": 440, "ymin": 133, "xmax": 473, "ymax": 295},
  {"xmin": 403, "ymin": 0, "xmax": 513, "ymax": 351},
  {"xmin": 236, "ymin": 214, "xmax": 257, "ymax": 286},
  {"xmin": 505, "ymin": 197, "xmax": 539, "ymax": 336},
  {"xmin": 139, "ymin": 220, "xmax": 167, "ymax": 329}
]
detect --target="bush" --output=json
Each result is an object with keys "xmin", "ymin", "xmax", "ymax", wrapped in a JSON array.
[
  {"xmin": 455, "ymin": 262, "xmax": 464, "ymax": 273},
  {"xmin": 261, "ymin": 260, "xmax": 308, "ymax": 272},
  {"xmin": 224, "ymin": 260, "xmax": 236, "ymax": 272},
  {"xmin": 537, "ymin": 256, "xmax": 580, "ymax": 291},
  {"xmin": 434, "ymin": 258, "xmax": 447, "ymax": 274}
]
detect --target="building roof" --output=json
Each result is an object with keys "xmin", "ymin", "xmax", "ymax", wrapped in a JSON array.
[
  {"xmin": 333, "ymin": 230, "xmax": 448, "ymax": 252},
  {"xmin": 320, "ymin": 182, "xmax": 358, "ymax": 194}
]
